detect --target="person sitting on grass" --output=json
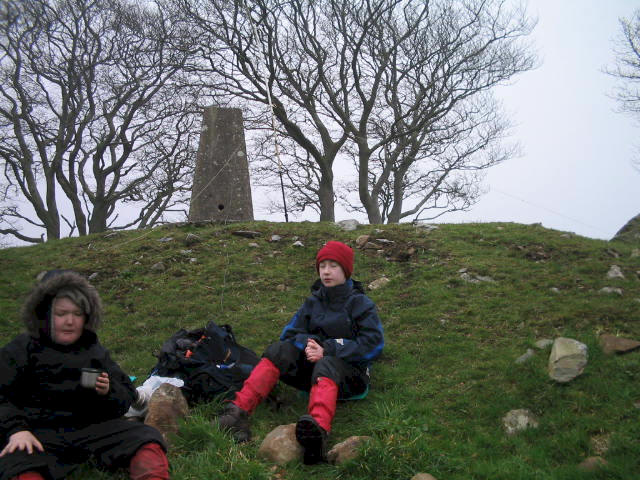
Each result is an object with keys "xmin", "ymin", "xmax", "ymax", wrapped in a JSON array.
[
  {"xmin": 216, "ymin": 241, "xmax": 385, "ymax": 464},
  {"xmin": 0, "ymin": 270, "xmax": 169, "ymax": 480}
]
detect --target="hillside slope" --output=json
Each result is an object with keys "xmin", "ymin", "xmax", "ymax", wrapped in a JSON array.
[{"xmin": 0, "ymin": 221, "xmax": 638, "ymax": 480}]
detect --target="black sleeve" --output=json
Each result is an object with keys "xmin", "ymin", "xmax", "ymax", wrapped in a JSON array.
[{"xmin": 0, "ymin": 335, "xmax": 33, "ymax": 438}]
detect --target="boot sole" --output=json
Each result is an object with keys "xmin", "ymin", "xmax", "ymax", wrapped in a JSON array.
[{"xmin": 295, "ymin": 415, "xmax": 326, "ymax": 464}]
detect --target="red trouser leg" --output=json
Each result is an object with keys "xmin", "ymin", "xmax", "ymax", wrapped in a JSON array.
[
  {"xmin": 11, "ymin": 473, "xmax": 45, "ymax": 480},
  {"xmin": 129, "ymin": 442, "xmax": 169, "ymax": 480},
  {"xmin": 233, "ymin": 358, "xmax": 280, "ymax": 414},
  {"xmin": 308, "ymin": 376, "xmax": 338, "ymax": 433}
]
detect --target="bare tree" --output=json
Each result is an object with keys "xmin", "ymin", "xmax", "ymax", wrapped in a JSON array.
[
  {"xmin": 605, "ymin": 8, "xmax": 640, "ymax": 170},
  {"xmin": 178, "ymin": 0, "xmax": 535, "ymax": 224},
  {"xmin": 0, "ymin": 0, "xmax": 201, "ymax": 243}
]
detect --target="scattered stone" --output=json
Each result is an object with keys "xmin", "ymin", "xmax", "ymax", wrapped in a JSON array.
[
  {"xmin": 515, "ymin": 349, "xmax": 535, "ymax": 364},
  {"xmin": 604, "ymin": 248, "xmax": 620, "ymax": 258},
  {"xmin": 232, "ymin": 230, "xmax": 261, "ymax": 239},
  {"xmin": 549, "ymin": 287, "xmax": 560, "ymax": 294},
  {"xmin": 104, "ymin": 232, "xmax": 120, "ymax": 238},
  {"xmin": 184, "ymin": 233, "xmax": 201, "ymax": 246},
  {"xmin": 258, "ymin": 424, "xmax": 302, "ymax": 465},
  {"xmin": 548, "ymin": 337, "xmax": 588, "ymax": 383},
  {"xmin": 599, "ymin": 287, "xmax": 623, "ymax": 296},
  {"xmin": 368, "ymin": 277, "xmax": 390, "ymax": 290},
  {"xmin": 355, "ymin": 235, "xmax": 370, "ymax": 248},
  {"xmin": 414, "ymin": 222, "xmax": 439, "ymax": 232},
  {"xmin": 276, "ymin": 284, "xmax": 287, "ymax": 292},
  {"xmin": 460, "ymin": 272, "xmax": 495, "ymax": 284},
  {"xmin": 336, "ymin": 219, "xmax": 360, "ymax": 231},
  {"xmin": 88, "ymin": 272, "xmax": 99, "ymax": 281},
  {"xmin": 248, "ymin": 242, "xmax": 259, "ymax": 248},
  {"xmin": 158, "ymin": 236, "xmax": 173, "ymax": 243},
  {"xmin": 632, "ymin": 249, "xmax": 639, "ymax": 257},
  {"xmin": 534, "ymin": 339, "xmax": 554, "ymax": 350},
  {"xmin": 606, "ymin": 265, "xmax": 625, "ymax": 279},
  {"xmin": 363, "ymin": 242, "xmax": 382, "ymax": 250},
  {"xmin": 599, "ymin": 334, "xmax": 640, "ymax": 355},
  {"xmin": 375, "ymin": 238, "xmax": 395, "ymax": 245},
  {"xmin": 439, "ymin": 318, "xmax": 447, "ymax": 326},
  {"xmin": 374, "ymin": 229, "xmax": 384, "ymax": 234},
  {"xmin": 577, "ymin": 456, "xmax": 607, "ymax": 472},
  {"xmin": 590, "ymin": 433, "xmax": 611, "ymax": 456},
  {"xmin": 270, "ymin": 235, "xmax": 282, "ymax": 242},
  {"xmin": 292, "ymin": 241, "xmax": 304, "ymax": 247},
  {"xmin": 144, "ymin": 383, "xmax": 189, "ymax": 446},
  {"xmin": 189, "ymin": 258, "xmax": 198, "ymax": 264},
  {"xmin": 411, "ymin": 474, "xmax": 438, "ymax": 480},
  {"xmin": 327, "ymin": 435, "xmax": 372, "ymax": 465},
  {"xmin": 502, "ymin": 409, "xmax": 539, "ymax": 435},
  {"xmin": 151, "ymin": 262, "xmax": 166, "ymax": 272},
  {"xmin": 179, "ymin": 249, "xmax": 193, "ymax": 255},
  {"xmin": 634, "ymin": 400, "xmax": 640, "ymax": 409}
]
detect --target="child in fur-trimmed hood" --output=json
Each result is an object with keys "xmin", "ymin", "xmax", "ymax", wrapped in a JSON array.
[{"xmin": 0, "ymin": 270, "xmax": 169, "ymax": 480}]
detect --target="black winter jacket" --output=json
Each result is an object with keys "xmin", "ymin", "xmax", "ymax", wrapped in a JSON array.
[
  {"xmin": 0, "ymin": 270, "xmax": 136, "ymax": 439},
  {"xmin": 280, "ymin": 278, "xmax": 384, "ymax": 367}
]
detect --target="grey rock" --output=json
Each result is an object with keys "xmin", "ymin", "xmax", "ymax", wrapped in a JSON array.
[
  {"xmin": 258, "ymin": 424, "xmax": 302, "ymax": 465},
  {"xmin": 548, "ymin": 337, "xmax": 588, "ymax": 383},
  {"xmin": 599, "ymin": 287, "xmax": 623, "ymax": 296},
  {"xmin": 414, "ymin": 222, "xmax": 439, "ymax": 232},
  {"xmin": 606, "ymin": 265, "xmax": 625, "ymax": 279},
  {"xmin": 411, "ymin": 474, "xmax": 438, "ymax": 480},
  {"xmin": 368, "ymin": 277, "xmax": 390, "ymax": 290},
  {"xmin": 599, "ymin": 334, "xmax": 640, "ymax": 355},
  {"xmin": 502, "ymin": 409, "xmax": 539, "ymax": 435},
  {"xmin": 248, "ymin": 242, "xmax": 259, "ymax": 248},
  {"xmin": 460, "ymin": 272, "xmax": 495, "ymax": 283},
  {"xmin": 184, "ymin": 233, "xmax": 201, "ymax": 246},
  {"xmin": 144, "ymin": 383, "xmax": 189, "ymax": 446},
  {"xmin": 88, "ymin": 272, "xmax": 99, "ymax": 281},
  {"xmin": 158, "ymin": 236, "xmax": 173, "ymax": 243},
  {"xmin": 292, "ymin": 241, "xmax": 305, "ymax": 247},
  {"xmin": 515, "ymin": 349, "xmax": 535, "ymax": 364},
  {"xmin": 327, "ymin": 435, "xmax": 372, "ymax": 465},
  {"xmin": 270, "ymin": 234, "xmax": 282, "ymax": 242},
  {"xmin": 151, "ymin": 262, "xmax": 166, "ymax": 272},
  {"xmin": 355, "ymin": 235, "xmax": 370, "ymax": 248},
  {"xmin": 336, "ymin": 219, "xmax": 360, "ymax": 231}
]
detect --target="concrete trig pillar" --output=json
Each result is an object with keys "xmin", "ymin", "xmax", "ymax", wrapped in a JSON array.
[{"xmin": 189, "ymin": 107, "xmax": 254, "ymax": 222}]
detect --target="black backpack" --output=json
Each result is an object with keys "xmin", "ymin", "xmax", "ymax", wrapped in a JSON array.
[{"xmin": 149, "ymin": 321, "xmax": 260, "ymax": 405}]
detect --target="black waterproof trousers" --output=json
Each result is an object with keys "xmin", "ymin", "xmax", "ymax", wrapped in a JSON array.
[
  {"xmin": 0, "ymin": 418, "xmax": 165, "ymax": 480},
  {"xmin": 263, "ymin": 341, "xmax": 369, "ymax": 398}
]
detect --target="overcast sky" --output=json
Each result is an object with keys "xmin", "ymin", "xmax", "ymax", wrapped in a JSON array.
[
  {"xmin": 256, "ymin": 0, "xmax": 639, "ymax": 241},
  {"xmin": 4, "ymin": 1, "xmax": 638, "ymax": 246}
]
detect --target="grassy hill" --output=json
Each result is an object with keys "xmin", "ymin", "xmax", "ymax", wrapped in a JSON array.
[{"xmin": 1, "ymin": 221, "xmax": 638, "ymax": 480}]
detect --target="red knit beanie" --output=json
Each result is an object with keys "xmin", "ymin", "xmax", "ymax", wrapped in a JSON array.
[{"xmin": 316, "ymin": 241, "xmax": 354, "ymax": 278}]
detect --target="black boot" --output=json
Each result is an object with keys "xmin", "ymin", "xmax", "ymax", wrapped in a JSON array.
[
  {"xmin": 295, "ymin": 414, "xmax": 328, "ymax": 464},
  {"xmin": 216, "ymin": 402, "xmax": 251, "ymax": 443}
]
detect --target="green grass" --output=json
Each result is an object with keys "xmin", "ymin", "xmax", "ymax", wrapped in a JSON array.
[{"xmin": 1, "ymin": 221, "xmax": 638, "ymax": 479}]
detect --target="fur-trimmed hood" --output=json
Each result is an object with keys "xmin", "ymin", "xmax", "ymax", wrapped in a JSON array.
[{"xmin": 21, "ymin": 270, "xmax": 103, "ymax": 338}]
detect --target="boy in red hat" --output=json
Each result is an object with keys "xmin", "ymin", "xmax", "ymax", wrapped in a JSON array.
[{"xmin": 217, "ymin": 241, "xmax": 384, "ymax": 464}]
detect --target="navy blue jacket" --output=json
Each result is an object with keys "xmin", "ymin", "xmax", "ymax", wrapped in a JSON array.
[{"xmin": 280, "ymin": 279, "xmax": 384, "ymax": 367}]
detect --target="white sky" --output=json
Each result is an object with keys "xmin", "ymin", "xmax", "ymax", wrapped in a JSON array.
[
  {"xmin": 4, "ymin": 0, "xmax": 638, "ymax": 246},
  {"xmin": 256, "ymin": 0, "xmax": 640, "ymax": 241}
]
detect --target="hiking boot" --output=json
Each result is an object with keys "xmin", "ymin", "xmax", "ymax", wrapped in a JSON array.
[
  {"xmin": 216, "ymin": 402, "xmax": 251, "ymax": 443},
  {"xmin": 295, "ymin": 414, "xmax": 328, "ymax": 465}
]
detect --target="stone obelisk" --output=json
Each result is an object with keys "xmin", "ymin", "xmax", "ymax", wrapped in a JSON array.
[{"xmin": 189, "ymin": 107, "xmax": 254, "ymax": 222}]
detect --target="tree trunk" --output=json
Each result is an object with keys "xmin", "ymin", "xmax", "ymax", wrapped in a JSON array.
[{"xmin": 318, "ymin": 174, "xmax": 335, "ymax": 222}]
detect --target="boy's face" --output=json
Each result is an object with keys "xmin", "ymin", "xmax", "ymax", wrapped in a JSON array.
[
  {"xmin": 51, "ymin": 297, "xmax": 86, "ymax": 345},
  {"xmin": 318, "ymin": 259, "xmax": 347, "ymax": 287}
]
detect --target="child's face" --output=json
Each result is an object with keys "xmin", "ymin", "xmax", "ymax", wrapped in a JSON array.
[
  {"xmin": 318, "ymin": 259, "xmax": 347, "ymax": 287},
  {"xmin": 51, "ymin": 297, "xmax": 86, "ymax": 345}
]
